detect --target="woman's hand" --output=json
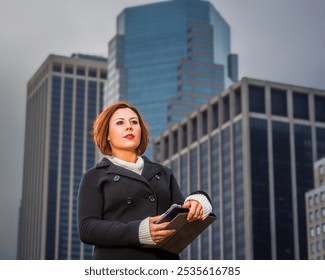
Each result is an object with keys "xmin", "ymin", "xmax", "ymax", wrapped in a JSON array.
[
  {"xmin": 182, "ymin": 199, "xmax": 204, "ymax": 221},
  {"xmin": 149, "ymin": 216, "xmax": 176, "ymax": 243}
]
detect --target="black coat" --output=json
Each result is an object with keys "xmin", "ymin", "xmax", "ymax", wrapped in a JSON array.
[{"xmin": 78, "ymin": 156, "xmax": 186, "ymax": 260}]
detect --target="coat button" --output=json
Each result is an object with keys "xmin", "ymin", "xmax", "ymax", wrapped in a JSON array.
[
  {"xmin": 155, "ymin": 174, "xmax": 160, "ymax": 180},
  {"xmin": 126, "ymin": 197, "xmax": 133, "ymax": 205},
  {"xmin": 148, "ymin": 195, "xmax": 156, "ymax": 202},
  {"xmin": 113, "ymin": 175, "xmax": 120, "ymax": 182}
]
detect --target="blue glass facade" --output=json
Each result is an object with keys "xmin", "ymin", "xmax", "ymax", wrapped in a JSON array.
[
  {"xmin": 222, "ymin": 127, "xmax": 233, "ymax": 259},
  {"xmin": 317, "ymin": 127, "xmax": 325, "ymax": 159},
  {"xmin": 200, "ymin": 140, "xmax": 209, "ymax": 259},
  {"xmin": 58, "ymin": 77, "xmax": 73, "ymax": 259},
  {"xmin": 272, "ymin": 121, "xmax": 294, "ymax": 259},
  {"xmin": 249, "ymin": 118, "xmax": 272, "ymax": 260},
  {"xmin": 156, "ymin": 116, "xmax": 245, "ymax": 260},
  {"xmin": 46, "ymin": 76, "xmax": 60, "ymax": 259},
  {"xmin": 72, "ymin": 79, "xmax": 85, "ymax": 260},
  {"xmin": 210, "ymin": 134, "xmax": 221, "ymax": 259},
  {"xmin": 294, "ymin": 124, "xmax": 313, "ymax": 259},
  {"xmin": 233, "ymin": 120, "xmax": 244, "ymax": 259},
  {"xmin": 106, "ymin": 0, "xmax": 238, "ymax": 158},
  {"xmin": 123, "ymin": 1, "xmax": 188, "ymax": 142},
  {"xmin": 52, "ymin": 75, "xmax": 105, "ymax": 260}
]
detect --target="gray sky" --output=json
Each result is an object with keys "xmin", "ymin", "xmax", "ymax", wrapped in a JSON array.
[{"xmin": 0, "ymin": 0, "xmax": 324, "ymax": 260}]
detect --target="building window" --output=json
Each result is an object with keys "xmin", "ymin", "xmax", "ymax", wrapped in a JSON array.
[
  {"xmin": 235, "ymin": 88, "xmax": 241, "ymax": 115},
  {"xmin": 315, "ymin": 210, "xmax": 319, "ymax": 220},
  {"xmin": 173, "ymin": 130, "xmax": 178, "ymax": 154},
  {"xmin": 164, "ymin": 136, "xmax": 169, "ymax": 160},
  {"xmin": 315, "ymin": 194, "xmax": 319, "ymax": 205},
  {"xmin": 201, "ymin": 110, "xmax": 208, "ymax": 136},
  {"xmin": 249, "ymin": 85, "xmax": 265, "ymax": 113},
  {"xmin": 321, "ymin": 192, "xmax": 325, "ymax": 202},
  {"xmin": 322, "ymin": 207, "xmax": 325, "ymax": 217},
  {"xmin": 322, "ymin": 223, "xmax": 325, "ymax": 233},
  {"xmin": 182, "ymin": 123, "xmax": 188, "ymax": 149},
  {"xmin": 53, "ymin": 63, "xmax": 62, "ymax": 72},
  {"xmin": 310, "ymin": 227, "xmax": 315, "ymax": 237},
  {"xmin": 88, "ymin": 68, "xmax": 97, "ymax": 78},
  {"xmin": 317, "ymin": 225, "xmax": 321, "ymax": 235},
  {"xmin": 293, "ymin": 92, "xmax": 309, "ymax": 120},
  {"xmin": 212, "ymin": 102, "xmax": 218, "ymax": 129},
  {"xmin": 64, "ymin": 65, "xmax": 74, "ymax": 74},
  {"xmin": 315, "ymin": 95, "xmax": 325, "ymax": 122},
  {"xmin": 308, "ymin": 196, "xmax": 313, "ymax": 207},
  {"xmin": 320, "ymin": 166, "xmax": 324, "ymax": 176},
  {"xmin": 191, "ymin": 117, "xmax": 198, "ymax": 143},
  {"xmin": 77, "ymin": 67, "xmax": 85, "ymax": 76},
  {"xmin": 311, "ymin": 242, "xmax": 314, "ymax": 253},
  {"xmin": 100, "ymin": 70, "xmax": 107, "ymax": 79},
  {"xmin": 309, "ymin": 212, "xmax": 313, "ymax": 222},
  {"xmin": 154, "ymin": 142, "xmax": 161, "ymax": 162},
  {"xmin": 223, "ymin": 95, "xmax": 230, "ymax": 123},
  {"xmin": 271, "ymin": 88, "xmax": 287, "ymax": 116},
  {"xmin": 317, "ymin": 128, "xmax": 325, "ymax": 161}
]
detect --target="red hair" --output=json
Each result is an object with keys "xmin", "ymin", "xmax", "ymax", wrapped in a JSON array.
[{"xmin": 93, "ymin": 101, "xmax": 149, "ymax": 156}]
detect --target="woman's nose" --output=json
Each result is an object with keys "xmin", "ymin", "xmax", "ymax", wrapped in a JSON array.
[{"xmin": 126, "ymin": 122, "xmax": 134, "ymax": 130}]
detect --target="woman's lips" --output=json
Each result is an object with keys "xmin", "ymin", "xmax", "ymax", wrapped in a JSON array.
[{"xmin": 124, "ymin": 134, "xmax": 135, "ymax": 139}]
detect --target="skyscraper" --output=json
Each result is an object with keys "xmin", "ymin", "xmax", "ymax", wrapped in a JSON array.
[
  {"xmin": 153, "ymin": 77, "xmax": 325, "ymax": 259},
  {"xmin": 17, "ymin": 54, "xmax": 107, "ymax": 259},
  {"xmin": 105, "ymin": 0, "xmax": 238, "ymax": 157}
]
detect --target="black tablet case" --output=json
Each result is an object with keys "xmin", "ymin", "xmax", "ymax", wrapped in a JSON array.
[{"xmin": 144, "ymin": 210, "xmax": 217, "ymax": 254}]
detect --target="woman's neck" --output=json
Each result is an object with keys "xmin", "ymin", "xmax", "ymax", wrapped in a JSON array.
[
  {"xmin": 111, "ymin": 150, "xmax": 137, "ymax": 163},
  {"xmin": 108, "ymin": 155, "xmax": 144, "ymax": 175}
]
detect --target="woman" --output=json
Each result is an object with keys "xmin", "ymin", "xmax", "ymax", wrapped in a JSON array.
[{"xmin": 78, "ymin": 101, "xmax": 212, "ymax": 259}]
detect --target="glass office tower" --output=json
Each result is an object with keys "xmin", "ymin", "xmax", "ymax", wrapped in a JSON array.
[
  {"xmin": 17, "ymin": 54, "xmax": 107, "ymax": 259},
  {"xmin": 154, "ymin": 77, "xmax": 325, "ymax": 259},
  {"xmin": 105, "ymin": 0, "xmax": 238, "ymax": 157}
]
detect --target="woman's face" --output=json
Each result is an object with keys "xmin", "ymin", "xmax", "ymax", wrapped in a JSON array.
[{"xmin": 108, "ymin": 108, "xmax": 141, "ymax": 156}]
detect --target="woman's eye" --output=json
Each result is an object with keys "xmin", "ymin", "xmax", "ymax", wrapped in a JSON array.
[
  {"xmin": 116, "ymin": 121, "xmax": 124, "ymax": 125},
  {"xmin": 132, "ymin": 120, "xmax": 139, "ymax": 125}
]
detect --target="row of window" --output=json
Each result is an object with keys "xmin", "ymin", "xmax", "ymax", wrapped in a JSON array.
[
  {"xmin": 207, "ymin": 85, "xmax": 325, "ymax": 137},
  {"xmin": 308, "ymin": 192, "xmax": 325, "ymax": 207},
  {"xmin": 52, "ymin": 63, "xmax": 107, "ymax": 79},
  {"xmin": 310, "ymin": 223, "xmax": 325, "ymax": 237},
  {"xmin": 249, "ymin": 85, "xmax": 325, "ymax": 122},
  {"xmin": 309, "ymin": 207, "xmax": 325, "ymax": 222},
  {"xmin": 310, "ymin": 239, "xmax": 325, "ymax": 255},
  {"xmin": 159, "ymin": 92, "xmax": 325, "ymax": 162},
  {"xmin": 179, "ymin": 63, "xmax": 220, "ymax": 74}
]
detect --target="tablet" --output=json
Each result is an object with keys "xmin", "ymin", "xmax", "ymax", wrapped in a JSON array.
[{"xmin": 156, "ymin": 204, "xmax": 189, "ymax": 224}]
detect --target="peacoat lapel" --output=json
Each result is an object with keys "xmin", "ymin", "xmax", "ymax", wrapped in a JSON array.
[
  {"xmin": 96, "ymin": 157, "xmax": 163, "ymax": 186},
  {"xmin": 141, "ymin": 156, "xmax": 164, "ymax": 181}
]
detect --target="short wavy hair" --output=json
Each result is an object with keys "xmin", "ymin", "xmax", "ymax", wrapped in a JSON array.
[{"xmin": 93, "ymin": 101, "xmax": 149, "ymax": 156}]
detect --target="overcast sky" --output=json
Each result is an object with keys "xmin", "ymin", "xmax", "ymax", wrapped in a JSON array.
[{"xmin": 0, "ymin": 0, "xmax": 324, "ymax": 260}]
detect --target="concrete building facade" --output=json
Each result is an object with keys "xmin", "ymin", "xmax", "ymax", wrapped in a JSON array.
[
  {"xmin": 305, "ymin": 158, "xmax": 325, "ymax": 259},
  {"xmin": 17, "ymin": 54, "xmax": 107, "ymax": 259},
  {"xmin": 154, "ymin": 77, "xmax": 325, "ymax": 259}
]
